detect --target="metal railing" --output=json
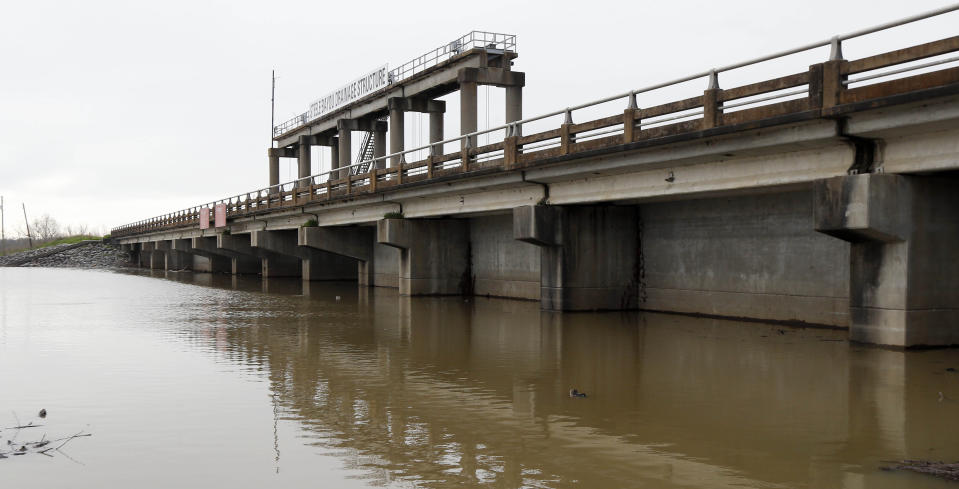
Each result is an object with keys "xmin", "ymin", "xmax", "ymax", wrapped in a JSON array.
[
  {"xmin": 114, "ymin": 5, "xmax": 959, "ymax": 238},
  {"xmin": 272, "ymin": 30, "xmax": 516, "ymax": 138}
]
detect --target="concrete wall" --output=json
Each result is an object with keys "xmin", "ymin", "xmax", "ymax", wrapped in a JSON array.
[
  {"xmin": 641, "ymin": 189, "xmax": 849, "ymax": 327},
  {"xmin": 469, "ymin": 214, "xmax": 540, "ymax": 300},
  {"xmin": 373, "ymin": 243, "xmax": 399, "ymax": 288}
]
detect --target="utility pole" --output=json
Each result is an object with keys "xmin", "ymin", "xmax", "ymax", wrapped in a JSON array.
[
  {"xmin": 1, "ymin": 195, "xmax": 5, "ymax": 255},
  {"xmin": 271, "ymin": 69, "xmax": 276, "ymax": 149},
  {"xmin": 22, "ymin": 203, "xmax": 32, "ymax": 249}
]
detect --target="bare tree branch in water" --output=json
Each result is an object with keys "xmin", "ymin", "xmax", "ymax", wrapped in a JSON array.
[{"xmin": 0, "ymin": 411, "xmax": 90, "ymax": 460}]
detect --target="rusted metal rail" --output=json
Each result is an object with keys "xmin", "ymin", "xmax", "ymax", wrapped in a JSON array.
[{"xmin": 113, "ymin": 10, "xmax": 959, "ymax": 238}]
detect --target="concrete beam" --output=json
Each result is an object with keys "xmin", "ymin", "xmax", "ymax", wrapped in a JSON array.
[
  {"xmin": 387, "ymin": 97, "xmax": 446, "ymax": 114},
  {"xmin": 514, "ymin": 205, "xmax": 640, "ymax": 311},
  {"xmin": 457, "ymin": 67, "xmax": 526, "ymax": 88},
  {"xmin": 336, "ymin": 119, "xmax": 389, "ymax": 132},
  {"xmin": 814, "ymin": 173, "xmax": 959, "ymax": 347},
  {"xmin": 377, "ymin": 218, "xmax": 470, "ymax": 295}
]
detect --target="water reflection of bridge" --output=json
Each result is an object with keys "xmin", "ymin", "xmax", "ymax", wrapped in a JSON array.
[{"xmin": 158, "ymin": 272, "xmax": 959, "ymax": 488}]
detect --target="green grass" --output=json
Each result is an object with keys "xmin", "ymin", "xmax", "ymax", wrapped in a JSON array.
[
  {"xmin": 37, "ymin": 235, "xmax": 103, "ymax": 248},
  {"xmin": 1, "ymin": 235, "xmax": 104, "ymax": 257}
]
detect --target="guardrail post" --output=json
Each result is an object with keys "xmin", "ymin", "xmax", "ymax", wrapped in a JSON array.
[
  {"xmin": 426, "ymin": 155, "xmax": 435, "ymax": 179},
  {"xmin": 623, "ymin": 91, "xmax": 638, "ymax": 144},
  {"xmin": 397, "ymin": 155, "xmax": 405, "ymax": 184},
  {"xmin": 368, "ymin": 168, "xmax": 377, "ymax": 192},
  {"xmin": 821, "ymin": 61, "xmax": 848, "ymax": 112},
  {"xmin": 461, "ymin": 137, "xmax": 471, "ymax": 173},
  {"xmin": 326, "ymin": 179, "xmax": 332, "ymax": 201},
  {"xmin": 702, "ymin": 70, "xmax": 722, "ymax": 129},
  {"xmin": 504, "ymin": 125, "xmax": 519, "ymax": 169},
  {"xmin": 808, "ymin": 63, "xmax": 824, "ymax": 111}
]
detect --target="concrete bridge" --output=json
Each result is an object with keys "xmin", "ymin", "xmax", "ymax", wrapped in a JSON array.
[{"xmin": 112, "ymin": 10, "xmax": 959, "ymax": 348}]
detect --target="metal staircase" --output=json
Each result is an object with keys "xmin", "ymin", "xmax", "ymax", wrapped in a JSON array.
[{"xmin": 351, "ymin": 131, "xmax": 376, "ymax": 175}]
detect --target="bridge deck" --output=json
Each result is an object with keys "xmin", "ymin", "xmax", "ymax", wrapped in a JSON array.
[{"xmin": 113, "ymin": 34, "xmax": 959, "ymax": 238}]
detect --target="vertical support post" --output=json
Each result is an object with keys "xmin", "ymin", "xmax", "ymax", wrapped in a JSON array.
[
  {"xmin": 429, "ymin": 112, "xmax": 444, "ymax": 155},
  {"xmin": 559, "ymin": 123, "xmax": 572, "ymax": 156},
  {"xmin": 822, "ymin": 60, "xmax": 848, "ymax": 112},
  {"xmin": 623, "ymin": 91, "xmax": 638, "ymax": 143},
  {"xmin": 504, "ymin": 128, "xmax": 518, "ymax": 169},
  {"xmin": 505, "ymin": 86, "xmax": 523, "ymax": 137},
  {"xmin": 808, "ymin": 63, "xmax": 824, "ymax": 111},
  {"xmin": 389, "ymin": 101, "xmax": 405, "ymax": 168},
  {"xmin": 330, "ymin": 135, "xmax": 339, "ymax": 178},
  {"xmin": 460, "ymin": 81, "xmax": 478, "ymax": 149},
  {"xmin": 702, "ymin": 71, "xmax": 722, "ymax": 130},
  {"xmin": 338, "ymin": 121, "xmax": 351, "ymax": 181},
  {"xmin": 373, "ymin": 128, "xmax": 387, "ymax": 169},
  {"xmin": 296, "ymin": 135, "xmax": 311, "ymax": 188},
  {"xmin": 268, "ymin": 148, "xmax": 280, "ymax": 191}
]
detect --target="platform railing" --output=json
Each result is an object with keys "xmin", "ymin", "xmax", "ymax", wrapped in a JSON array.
[
  {"xmin": 113, "ymin": 5, "xmax": 959, "ymax": 238},
  {"xmin": 272, "ymin": 30, "xmax": 516, "ymax": 138}
]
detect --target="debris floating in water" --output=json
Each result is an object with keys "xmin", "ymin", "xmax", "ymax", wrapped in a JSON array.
[
  {"xmin": 0, "ymin": 411, "xmax": 90, "ymax": 460},
  {"xmin": 882, "ymin": 460, "xmax": 959, "ymax": 481}
]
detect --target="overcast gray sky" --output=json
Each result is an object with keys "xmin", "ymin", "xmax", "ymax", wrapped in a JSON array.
[{"xmin": 1, "ymin": 0, "xmax": 955, "ymax": 235}]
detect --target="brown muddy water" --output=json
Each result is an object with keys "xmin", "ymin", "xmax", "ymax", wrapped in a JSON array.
[{"xmin": 1, "ymin": 267, "xmax": 958, "ymax": 488}]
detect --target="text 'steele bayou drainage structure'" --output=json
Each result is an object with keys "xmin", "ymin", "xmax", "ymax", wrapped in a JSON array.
[{"xmin": 114, "ymin": 8, "xmax": 959, "ymax": 348}]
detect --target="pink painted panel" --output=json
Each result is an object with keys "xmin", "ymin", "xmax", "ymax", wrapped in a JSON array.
[
  {"xmin": 214, "ymin": 203, "xmax": 227, "ymax": 228},
  {"xmin": 199, "ymin": 207, "xmax": 210, "ymax": 230}
]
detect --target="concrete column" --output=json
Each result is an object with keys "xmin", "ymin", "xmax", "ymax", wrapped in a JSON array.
[
  {"xmin": 178, "ymin": 237, "xmax": 231, "ymax": 273},
  {"xmin": 268, "ymin": 148, "xmax": 280, "ymax": 189},
  {"xmin": 299, "ymin": 226, "xmax": 378, "ymax": 285},
  {"xmin": 194, "ymin": 235, "xmax": 260, "ymax": 275},
  {"xmin": 251, "ymin": 229, "xmax": 355, "ymax": 281},
  {"xmin": 505, "ymin": 86, "xmax": 523, "ymax": 137},
  {"xmin": 814, "ymin": 174, "xmax": 959, "ymax": 347},
  {"xmin": 515, "ymin": 205, "xmax": 641, "ymax": 311},
  {"xmin": 296, "ymin": 135, "xmax": 311, "ymax": 188},
  {"xmin": 338, "ymin": 123, "xmax": 351, "ymax": 180},
  {"xmin": 460, "ymin": 81, "xmax": 478, "ymax": 149},
  {"xmin": 330, "ymin": 136, "xmax": 339, "ymax": 176},
  {"xmin": 389, "ymin": 105, "xmax": 405, "ymax": 168},
  {"xmin": 156, "ymin": 239, "xmax": 192, "ymax": 271},
  {"xmin": 429, "ymin": 112, "xmax": 444, "ymax": 155},
  {"xmin": 377, "ymin": 218, "xmax": 471, "ymax": 295},
  {"xmin": 373, "ymin": 129, "xmax": 387, "ymax": 170},
  {"xmin": 149, "ymin": 250, "xmax": 165, "ymax": 270}
]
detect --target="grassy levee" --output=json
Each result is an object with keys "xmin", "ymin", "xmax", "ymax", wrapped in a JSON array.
[{"xmin": 0, "ymin": 235, "xmax": 105, "ymax": 257}]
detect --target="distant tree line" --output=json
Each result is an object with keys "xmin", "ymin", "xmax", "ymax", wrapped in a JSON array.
[{"xmin": 0, "ymin": 214, "xmax": 103, "ymax": 255}]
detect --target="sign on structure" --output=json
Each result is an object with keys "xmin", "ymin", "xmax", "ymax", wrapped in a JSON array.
[
  {"xmin": 199, "ymin": 207, "xmax": 210, "ymax": 230},
  {"xmin": 307, "ymin": 65, "xmax": 389, "ymax": 122},
  {"xmin": 214, "ymin": 204, "xmax": 226, "ymax": 228}
]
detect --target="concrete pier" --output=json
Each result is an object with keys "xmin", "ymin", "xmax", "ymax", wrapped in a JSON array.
[
  {"xmin": 250, "ymin": 229, "xmax": 355, "ymax": 281},
  {"xmin": 298, "ymin": 226, "xmax": 382, "ymax": 285},
  {"xmin": 515, "ymin": 205, "xmax": 640, "ymax": 311},
  {"xmin": 815, "ymin": 174, "xmax": 959, "ymax": 346},
  {"xmin": 378, "ymin": 218, "xmax": 470, "ymax": 295},
  {"xmin": 193, "ymin": 236, "xmax": 260, "ymax": 275}
]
